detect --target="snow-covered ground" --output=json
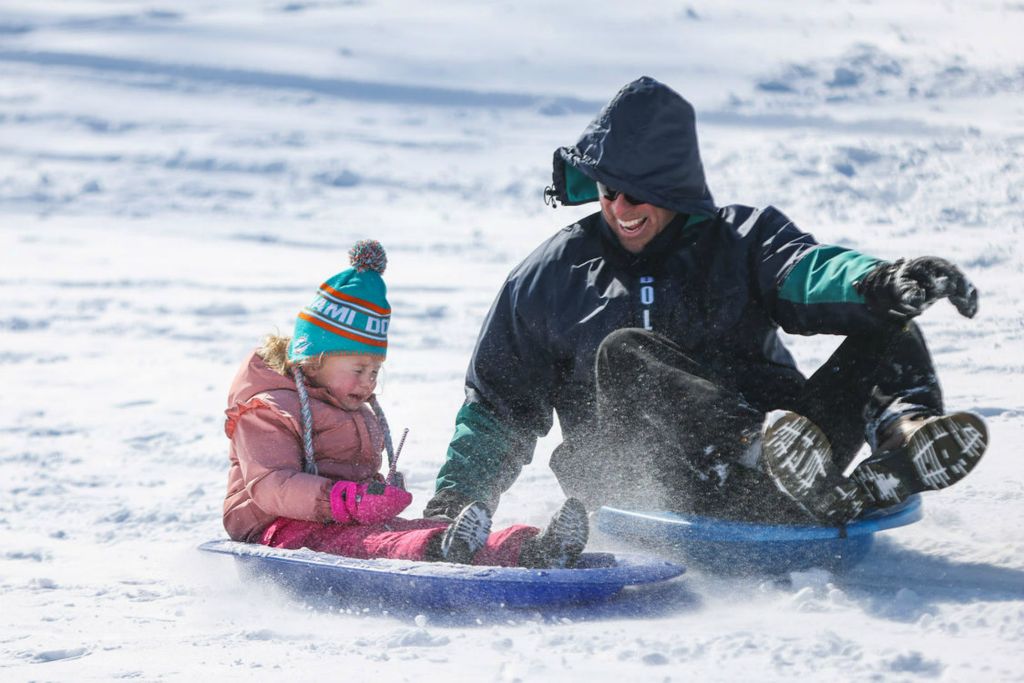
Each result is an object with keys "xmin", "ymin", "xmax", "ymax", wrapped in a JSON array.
[{"xmin": 2, "ymin": 1, "xmax": 1023, "ymax": 680}]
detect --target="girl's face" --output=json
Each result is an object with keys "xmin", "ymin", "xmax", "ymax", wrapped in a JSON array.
[{"xmin": 307, "ymin": 354, "xmax": 383, "ymax": 410}]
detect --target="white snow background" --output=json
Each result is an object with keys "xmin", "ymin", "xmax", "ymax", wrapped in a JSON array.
[{"xmin": 1, "ymin": 1, "xmax": 1023, "ymax": 680}]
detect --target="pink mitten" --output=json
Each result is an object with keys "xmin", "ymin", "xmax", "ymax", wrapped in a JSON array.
[{"xmin": 330, "ymin": 480, "xmax": 412, "ymax": 525}]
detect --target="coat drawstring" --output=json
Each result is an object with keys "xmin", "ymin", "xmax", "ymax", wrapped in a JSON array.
[
  {"xmin": 543, "ymin": 184, "xmax": 560, "ymax": 208},
  {"xmin": 368, "ymin": 395, "xmax": 395, "ymax": 469},
  {"xmin": 293, "ymin": 369, "xmax": 401, "ymax": 484},
  {"xmin": 292, "ymin": 366, "xmax": 318, "ymax": 476},
  {"xmin": 369, "ymin": 396, "xmax": 409, "ymax": 487}
]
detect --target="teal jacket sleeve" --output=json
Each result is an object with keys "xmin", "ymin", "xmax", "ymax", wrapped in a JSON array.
[
  {"xmin": 434, "ymin": 401, "xmax": 537, "ymax": 510},
  {"xmin": 751, "ymin": 210, "xmax": 885, "ymax": 335}
]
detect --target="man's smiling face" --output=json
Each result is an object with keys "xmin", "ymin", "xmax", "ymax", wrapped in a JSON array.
[{"xmin": 598, "ymin": 187, "xmax": 677, "ymax": 254}]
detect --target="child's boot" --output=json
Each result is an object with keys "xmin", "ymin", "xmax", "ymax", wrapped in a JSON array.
[
  {"xmin": 851, "ymin": 410, "xmax": 988, "ymax": 506},
  {"xmin": 435, "ymin": 501, "xmax": 492, "ymax": 564},
  {"xmin": 518, "ymin": 498, "xmax": 589, "ymax": 569}
]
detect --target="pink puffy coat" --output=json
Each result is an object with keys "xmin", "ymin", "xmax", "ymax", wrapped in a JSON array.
[{"xmin": 223, "ymin": 350, "xmax": 385, "ymax": 542}]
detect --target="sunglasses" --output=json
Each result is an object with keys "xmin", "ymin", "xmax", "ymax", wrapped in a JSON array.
[{"xmin": 596, "ymin": 182, "xmax": 645, "ymax": 206}]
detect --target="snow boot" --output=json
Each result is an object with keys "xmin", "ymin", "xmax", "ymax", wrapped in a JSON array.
[
  {"xmin": 437, "ymin": 501, "xmax": 492, "ymax": 564},
  {"xmin": 761, "ymin": 411, "xmax": 866, "ymax": 524},
  {"xmin": 518, "ymin": 498, "xmax": 590, "ymax": 569},
  {"xmin": 851, "ymin": 411, "xmax": 988, "ymax": 506}
]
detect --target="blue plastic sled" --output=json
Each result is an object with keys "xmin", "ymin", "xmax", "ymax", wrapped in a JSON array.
[
  {"xmin": 595, "ymin": 495, "xmax": 923, "ymax": 575},
  {"xmin": 199, "ymin": 540, "xmax": 685, "ymax": 609}
]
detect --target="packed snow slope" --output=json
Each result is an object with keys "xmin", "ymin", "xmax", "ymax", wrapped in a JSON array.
[{"xmin": 1, "ymin": 1, "xmax": 1023, "ymax": 680}]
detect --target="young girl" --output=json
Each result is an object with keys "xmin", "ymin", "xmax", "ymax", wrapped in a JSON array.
[{"xmin": 222, "ymin": 240, "xmax": 588, "ymax": 568}]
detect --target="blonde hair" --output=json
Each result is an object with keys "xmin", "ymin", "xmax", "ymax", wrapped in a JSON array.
[{"xmin": 257, "ymin": 333, "xmax": 324, "ymax": 376}]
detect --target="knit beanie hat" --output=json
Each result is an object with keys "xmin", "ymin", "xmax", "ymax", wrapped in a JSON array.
[{"xmin": 287, "ymin": 240, "xmax": 390, "ymax": 361}]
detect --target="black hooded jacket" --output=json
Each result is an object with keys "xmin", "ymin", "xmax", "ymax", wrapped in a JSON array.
[{"xmin": 434, "ymin": 77, "xmax": 883, "ymax": 508}]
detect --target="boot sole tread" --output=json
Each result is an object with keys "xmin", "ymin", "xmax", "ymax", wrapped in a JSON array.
[{"xmin": 852, "ymin": 412, "xmax": 988, "ymax": 505}]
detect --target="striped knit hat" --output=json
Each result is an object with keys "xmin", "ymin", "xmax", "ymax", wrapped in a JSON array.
[{"xmin": 287, "ymin": 240, "xmax": 390, "ymax": 361}]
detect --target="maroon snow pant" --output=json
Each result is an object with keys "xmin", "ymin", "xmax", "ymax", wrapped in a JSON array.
[{"xmin": 260, "ymin": 516, "xmax": 539, "ymax": 567}]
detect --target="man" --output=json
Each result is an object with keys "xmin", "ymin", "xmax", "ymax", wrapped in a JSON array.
[{"xmin": 424, "ymin": 76, "xmax": 988, "ymax": 525}]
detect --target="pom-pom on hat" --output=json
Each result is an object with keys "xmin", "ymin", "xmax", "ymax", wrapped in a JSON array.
[{"xmin": 288, "ymin": 240, "xmax": 391, "ymax": 361}]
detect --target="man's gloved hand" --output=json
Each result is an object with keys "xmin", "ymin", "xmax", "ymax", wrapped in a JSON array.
[
  {"xmin": 422, "ymin": 488, "xmax": 474, "ymax": 521},
  {"xmin": 330, "ymin": 480, "xmax": 412, "ymax": 525},
  {"xmin": 855, "ymin": 257, "xmax": 978, "ymax": 320}
]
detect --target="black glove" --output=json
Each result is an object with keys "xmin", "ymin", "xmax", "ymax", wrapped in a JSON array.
[
  {"xmin": 855, "ymin": 257, "xmax": 978, "ymax": 320},
  {"xmin": 422, "ymin": 488, "xmax": 475, "ymax": 521}
]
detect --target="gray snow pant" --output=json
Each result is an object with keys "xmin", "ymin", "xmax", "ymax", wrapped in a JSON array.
[{"xmin": 591, "ymin": 323, "xmax": 942, "ymax": 522}]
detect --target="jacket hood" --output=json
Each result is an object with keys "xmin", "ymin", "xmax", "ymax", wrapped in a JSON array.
[
  {"xmin": 547, "ymin": 76, "xmax": 716, "ymax": 217},
  {"xmin": 227, "ymin": 350, "xmax": 342, "ymax": 412},
  {"xmin": 225, "ymin": 350, "xmax": 353, "ymax": 438},
  {"xmin": 227, "ymin": 350, "xmax": 299, "ymax": 408}
]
